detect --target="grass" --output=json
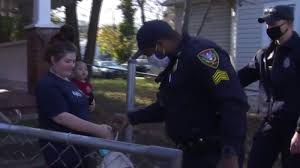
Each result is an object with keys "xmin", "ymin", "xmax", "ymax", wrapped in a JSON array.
[
  {"xmin": 91, "ymin": 77, "xmax": 159, "ymax": 121},
  {"xmin": 91, "ymin": 77, "xmax": 171, "ymax": 147},
  {"xmin": 92, "ymin": 77, "xmax": 158, "ymax": 104}
]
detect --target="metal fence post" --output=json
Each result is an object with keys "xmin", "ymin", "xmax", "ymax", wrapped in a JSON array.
[{"xmin": 125, "ymin": 58, "xmax": 137, "ymax": 142}]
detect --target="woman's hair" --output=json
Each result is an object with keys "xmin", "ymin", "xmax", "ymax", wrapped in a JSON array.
[
  {"xmin": 49, "ymin": 24, "xmax": 75, "ymax": 44},
  {"xmin": 45, "ymin": 41, "xmax": 77, "ymax": 64},
  {"xmin": 45, "ymin": 25, "xmax": 77, "ymax": 64}
]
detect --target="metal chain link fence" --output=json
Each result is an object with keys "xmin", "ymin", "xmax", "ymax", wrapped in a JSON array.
[{"xmin": 0, "ymin": 110, "xmax": 182, "ymax": 168}]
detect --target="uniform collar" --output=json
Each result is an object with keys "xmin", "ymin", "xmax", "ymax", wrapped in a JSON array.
[
  {"xmin": 279, "ymin": 31, "xmax": 300, "ymax": 49},
  {"xmin": 154, "ymin": 37, "xmax": 190, "ymax": 83}
]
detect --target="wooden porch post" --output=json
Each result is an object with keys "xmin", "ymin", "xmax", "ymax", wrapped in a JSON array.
[{"xmin": 25, "ymin": 0, "xmax": 59, "ymax": 94}]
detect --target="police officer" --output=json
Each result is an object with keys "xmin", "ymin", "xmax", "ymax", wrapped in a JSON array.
[
  {"xmin": 113, "ymin": 20, "xmax": 249, "ymax": 168},
  {"xmin": 238, "ymin": 5, "xmax": 300, "ymax": 168}
]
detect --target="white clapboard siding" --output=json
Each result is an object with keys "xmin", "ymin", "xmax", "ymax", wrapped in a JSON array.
[
  {"xmin": 174, "ymin": 0, "xmax": 232, "ymax": 53},
  {"xmin": 235, "ymin": 0, "xmax": 265, "ymax": 93}
]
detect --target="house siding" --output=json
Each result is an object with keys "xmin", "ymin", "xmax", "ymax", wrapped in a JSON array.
[
  {"xmin": 174, "ymin": 0, "xmax": 232, "ymax": 53},
  {"xmin": 236, "ymin": 0, "xmax": 298, "ymax": 70},
  {"xmin": 0, "ymin": 41, "xmax": 27, "ymax": 82}
]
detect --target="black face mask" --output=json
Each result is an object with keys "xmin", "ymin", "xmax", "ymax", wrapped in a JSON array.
[{"xmin": 266, "ymin": 23, "xmax": 288, "ymax": 41}]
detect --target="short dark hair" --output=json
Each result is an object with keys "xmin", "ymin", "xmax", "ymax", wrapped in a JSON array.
[{"xmin": 45, "ymin": 41, "xmax": 77, "ymax": 64}]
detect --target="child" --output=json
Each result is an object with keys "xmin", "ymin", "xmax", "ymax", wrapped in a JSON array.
[{"xmin": 72, "ymin": 61, "xmax": 95, "ymax": 112}]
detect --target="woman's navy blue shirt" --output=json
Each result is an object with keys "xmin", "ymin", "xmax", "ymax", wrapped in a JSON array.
[
  {"xmin": 36, "ymin": 72, "xmax": 91, "ymax": 167},
  {"xmin": 36, "ymin": 72, "xmax": 90, "ymax": 133}
]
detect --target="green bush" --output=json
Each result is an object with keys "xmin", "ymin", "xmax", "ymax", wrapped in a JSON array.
[{"xmin": 0, "ymin": 15, "xmax": 24, "ymax": 42}]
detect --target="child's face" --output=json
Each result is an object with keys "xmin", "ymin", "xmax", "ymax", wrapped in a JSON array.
[{"xmin": 74, "ymin": 62, "xmax": 88, "ymax": 80}]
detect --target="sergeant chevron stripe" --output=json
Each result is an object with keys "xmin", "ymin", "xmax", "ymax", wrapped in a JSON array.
[{"xmin": 212, "ymin": 69, "xmax": 229, "ymax": 85}]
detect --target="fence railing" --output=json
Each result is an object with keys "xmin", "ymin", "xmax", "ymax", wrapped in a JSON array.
[
  {"xmin": 0, "ymin": 58, "xmax": 182, "ymax": 167},
  {"xmin": 0, "ymin": 121, "xmax": 182, "ymax": 168}
]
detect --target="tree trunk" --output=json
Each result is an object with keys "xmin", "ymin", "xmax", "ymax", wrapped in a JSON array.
[
  {"xmin": 181, "ymin": 0, "xmax": 192, "ymax": 34},
  {"xmin": 65, "ymin": 1, "xmax": 81, "ymax": 60},
  {"xmin": 84, "ymin": 0, "xmax": 103, "ymax": 79},
  {"xmin": 140, "ymin": 4, "xmax": 146, "ymax": 24},
  {"xmin": 136, "ymin": 0, "xmax": 146, "ymax": 24}
]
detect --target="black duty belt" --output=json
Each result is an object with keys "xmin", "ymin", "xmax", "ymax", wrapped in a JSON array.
[{"xmin": 175, "ymin": 137, "xmax": 221, "ymax": 153}]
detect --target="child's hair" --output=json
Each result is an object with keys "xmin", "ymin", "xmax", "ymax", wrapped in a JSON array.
[
  {"xmin": 74, "ymin": 61, "xmax": 87, "ymax": 69},
  {"xmin": 45, "ymin": 41, "xmax": 77, "ymax": 64}
]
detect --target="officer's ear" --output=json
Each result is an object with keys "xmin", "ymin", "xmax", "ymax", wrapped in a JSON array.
[
  {"xmin": 156, "ymin": 40, "xmax": 165, "ymax": 51},
  {"xmin": 287, "ymin": 20, "xmax": 294, "ymax": 27},
  {"xmin": 157, "ymin": 38, "xmax": 177, "ymax": 52},
  {"xmin": 50, "ymin": 56, "xmax": 57, "ymax": 65},
  {"xmin": 156, "ymin": 40, "xmax": 164, "ymax": 46}
]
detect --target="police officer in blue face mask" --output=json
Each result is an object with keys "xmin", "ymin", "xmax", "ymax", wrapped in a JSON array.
[
  {"xmin": 113, "ymin": 20, "xmax": 249, "ymax": 168},
  {"xmin": 238, "ymin": 5, "xmax": 300, "ymax": 168}
]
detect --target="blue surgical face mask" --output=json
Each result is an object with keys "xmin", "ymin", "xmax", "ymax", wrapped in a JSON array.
[
  {"xmin": 155, "ymin": 43, "xmax": 167, "ymax": 58},
  {"xmin": 154, "ymin": 50, "xmax": 166, "ymax": 59},
  {"xmin": 147, "ymin": 44, "xmax": 170, "ymax": 68},
  {"xmin": 147, "ymin": 53, "xmax": 170, "ymax": 68}
]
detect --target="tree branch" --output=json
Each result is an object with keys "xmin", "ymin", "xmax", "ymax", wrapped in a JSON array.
[
  {"xmin": 196, "ymin": 0, "xmax": 213, "ymax": 36},
  {"xmin": 181, "ymin": 0, "xmax": 192, "ymax": 34}
]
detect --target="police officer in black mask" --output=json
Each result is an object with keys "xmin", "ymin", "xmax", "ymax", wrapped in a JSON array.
[{"xmin": 238, "ymin": 5, "xmax": 300, "ymax": 168}]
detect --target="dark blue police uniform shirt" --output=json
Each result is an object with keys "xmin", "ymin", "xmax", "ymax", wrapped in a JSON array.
[
  {"xmin": 36, "ymin": 72, "xmax": 90, "ymax": 134},
  {"xmin": 238, "ymin": 32, "xmax": 300, "ymax": 130},
  {"xmin": 129, "ymin": 35, "xmax": 249, "ymax": 152}
]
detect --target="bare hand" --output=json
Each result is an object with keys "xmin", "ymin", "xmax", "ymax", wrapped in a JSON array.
[
  {"xmin": 217, "ymin": 156, "xmax": 239, "ymax": 168},
  {"xmin": 290, "ymin": 132, "xmax": 300, "ymax": 154},
  {"xmin": 98, "ymin": 124, "xmax": 114, "ymax": 140},
  {"xmin": 111, "ymin": 113, "xmax": 129, "ymax": 132}
]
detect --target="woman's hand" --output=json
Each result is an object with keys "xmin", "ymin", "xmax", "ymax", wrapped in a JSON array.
[
  {"xmin": 290, "ymin": 132, "xmax": 300, "ymax": 154},
  {"xmin": 97, "ymin": 124, "xmax": 114, "ymax": 140}
]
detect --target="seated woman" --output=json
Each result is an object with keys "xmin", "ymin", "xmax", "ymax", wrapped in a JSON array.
[{"xmin": 36, "ymin": 41, "xmax": 113, "ymax": 167}]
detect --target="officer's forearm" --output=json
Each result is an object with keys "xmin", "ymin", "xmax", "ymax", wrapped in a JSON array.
[
  {"xmin": 128, "ymin": 102, "xmax": 164, "ymax": 125},
  {"xmin": 237, "ymin": 67, "xmax": 259, "ymax": 87}
]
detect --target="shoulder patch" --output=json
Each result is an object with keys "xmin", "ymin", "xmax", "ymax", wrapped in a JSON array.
[
  {"xmin": 212, "ymin": 69, "xmax": 229, "ymax": 85},
  {"xmin": 197, "ymin": 48, "xmax": 219, "ymax": 69}
]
